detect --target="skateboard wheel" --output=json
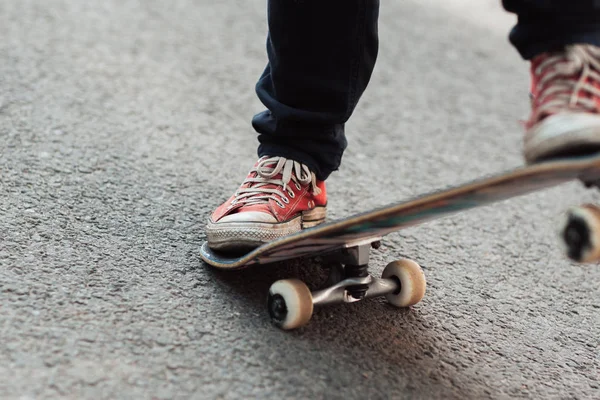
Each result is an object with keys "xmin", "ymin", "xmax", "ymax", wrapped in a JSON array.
[
  {"xmin": 560, "ymin": 204, "xmax": 600, "ymax": 263},
  {"xmin": 381, "ymin": 259, "xmax": 426, "ymax": 307},
  {"xmin": 267, "ymin": 279, "xmax": 313, "ymax": 330}
]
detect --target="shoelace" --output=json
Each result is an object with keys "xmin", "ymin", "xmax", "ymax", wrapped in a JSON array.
[
  {"xmin": 231, "ymin": 157, "xmax": 321, "ymax": 209},
  {"xmin": 533, "ymin": 45, "xmax": 600, "ymax": 119}
]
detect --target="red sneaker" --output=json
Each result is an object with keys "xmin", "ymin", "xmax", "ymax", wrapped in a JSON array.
[
  {"xmin": 206, "ymin": 156, "xmax": 327, "ymax": 251},
  {"xmin": 524, "ymin": 44, "xmax": 600, "ymax": 163}
]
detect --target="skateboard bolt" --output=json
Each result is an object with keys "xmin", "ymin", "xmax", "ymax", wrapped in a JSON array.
[{"xmin": 349, "ymin": 287, "xmax": 368, "ymax": 300}]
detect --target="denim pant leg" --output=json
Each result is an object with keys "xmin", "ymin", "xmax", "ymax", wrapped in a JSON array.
[
  {"xmin": 503, "ymin": 0, "xmax": 600, "ymax": 59},
  {"xmin": 252, "ymin": 0, "xmax": 380, "ymax": 181}
]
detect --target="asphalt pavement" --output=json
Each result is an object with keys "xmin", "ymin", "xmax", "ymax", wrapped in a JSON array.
[{"xmin": 1, "ymin": 0, "xmax": 599, "ymax": 398}]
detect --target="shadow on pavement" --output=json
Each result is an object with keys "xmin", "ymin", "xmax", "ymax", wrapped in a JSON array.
[{"xmin": 199, "ymin": 257, "xmax": 482, "ymax": 398}]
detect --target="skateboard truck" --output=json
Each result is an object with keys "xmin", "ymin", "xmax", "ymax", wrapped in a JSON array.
[
  {"xmin": 267, "ymin": 242, "xmax": 427, "ymax": 330},
  {"xmin": 315, "ymin": 244, "xmax": 389, "ymax": 304}
]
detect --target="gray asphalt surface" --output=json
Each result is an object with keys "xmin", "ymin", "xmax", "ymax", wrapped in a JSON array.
[{"xmin": 1, "ymin": 0, "xmax": 599, "ymax": 399}]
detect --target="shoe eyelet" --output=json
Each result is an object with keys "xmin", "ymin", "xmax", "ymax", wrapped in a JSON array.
[
  {"xmin": 295, "ymin": 183, "xmax": 301, "ymax": 190},
  {"xmin": 281, "ymin": 196, "xmax": 290, "ymax": 204},
  {"xmin": 288, "ymin": 191, "xmax": 295, "ymax": 199},
  {"xmin": 276, "ymin": 201, "xmax": 285, "ymax": 208}
]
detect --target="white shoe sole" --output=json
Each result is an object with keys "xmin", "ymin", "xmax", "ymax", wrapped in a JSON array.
[{"xmin": 206, "ymin": 206, "xmax": 327, "ymax": 252}]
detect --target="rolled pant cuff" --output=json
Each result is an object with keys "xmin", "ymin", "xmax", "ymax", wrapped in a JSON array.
[
  {"xmin": 511, "ymin": 26, "xmax": 600, "ymax": 59},
  {"xmin": 257, "ymin": 143, "xmax": 341, "ymax": 181}
]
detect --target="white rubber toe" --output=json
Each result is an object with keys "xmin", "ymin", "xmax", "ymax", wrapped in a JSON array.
[
  {"xmin": 219, "ymin": 211, "xmax": 278, "ymax": 223},
  {"xmin": 524, "ymin": 113, "xmax": 600, "ymax": 163}
]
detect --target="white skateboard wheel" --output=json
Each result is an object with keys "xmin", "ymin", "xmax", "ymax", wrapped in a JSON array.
[
  {"xmin": 382, "ymin": 259, "xmax": 426, "ymax": 307},
  {"xmin": 267, "ymin": 279, "xmax": 313, "ymax": 330},
  {"xmin": 560, "ymin": 204, "xmax": 600, "ymax": 263}
]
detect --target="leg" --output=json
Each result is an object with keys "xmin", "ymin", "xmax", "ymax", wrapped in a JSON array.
[
  {"xmin": 252, "ymin": 0, "xmax": 380, "ymax": 181},
  {"xmin": 503, "ymin": 0, "xmax": 600, "ymax": 162},
  {"xmin": 503, "ymin": 0, "xmax": 600, "ymax": 59},
  {"xmin": 206, "ymin": 0, "xmax": 380, "ymax": 250}
]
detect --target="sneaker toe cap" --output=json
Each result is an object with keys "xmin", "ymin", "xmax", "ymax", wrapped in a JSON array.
[{"xmin": 218, "ymin": 211, "xmax": 278, "ymax": 224}]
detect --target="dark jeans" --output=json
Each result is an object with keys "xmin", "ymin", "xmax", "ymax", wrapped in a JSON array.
[{"xmin": 253, "ymin": 0, "xmax": 600, "ymax": 180}]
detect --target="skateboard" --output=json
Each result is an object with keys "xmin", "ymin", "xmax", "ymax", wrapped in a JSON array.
[{"xmin": 201, "ymin": 153, "xmax": 600, "ymax": 330}]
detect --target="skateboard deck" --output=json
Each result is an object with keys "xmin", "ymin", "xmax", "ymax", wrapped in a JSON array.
[
  {"xmin": 201, "ymin": 153, "xmax": 600, "ymax": 330},
  {"xmin": 201, "ymin": 153, "xmax": 600, "ymax": 270}
]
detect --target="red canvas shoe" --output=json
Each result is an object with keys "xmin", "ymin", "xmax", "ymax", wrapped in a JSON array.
[
  {"xmin": 524, "ymin": 44, "xmax": 600, "ymax": 163},
  {"xmin": 206, "ymin": 156, "xmax": 327, "ymax": 251}
]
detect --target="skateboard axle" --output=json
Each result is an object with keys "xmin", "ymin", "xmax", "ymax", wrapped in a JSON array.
[{"xmin": 311, "ymin": 276, "xmax": 399, "ymax": 306}]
